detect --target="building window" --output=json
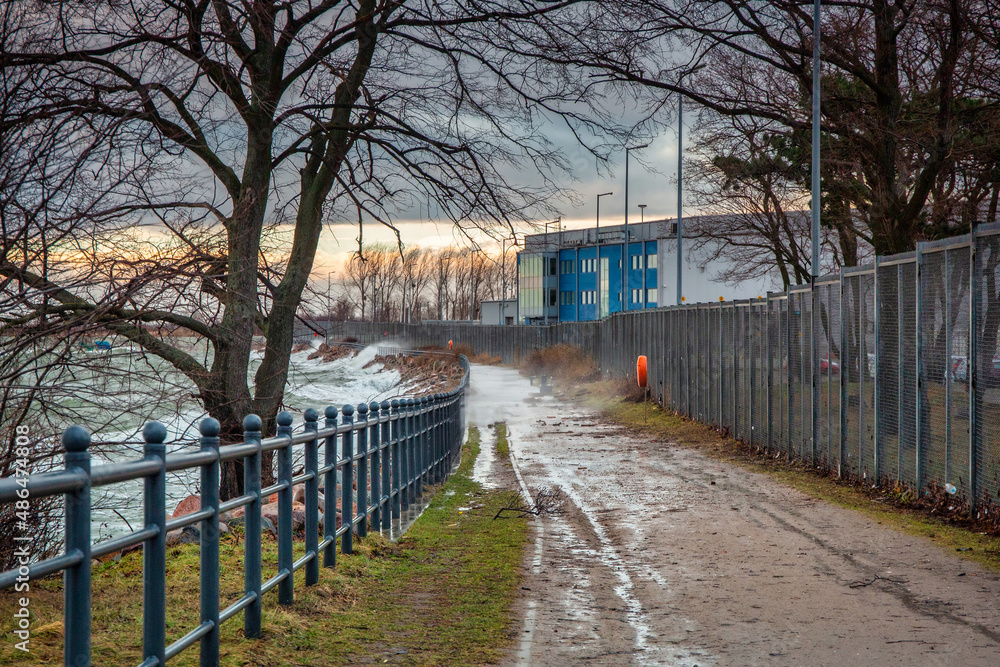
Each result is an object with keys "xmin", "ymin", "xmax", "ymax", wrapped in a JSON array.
[
  {"xmin": 560, "ymin": 260, "xmax": 575, "ymax": 274},
  {"xmin": 631, "ymin": 288, "xmax": 642, "ymax": 303},
  {"xmin": 631, "ymin": 255, "xmax": 644, "ymax": 270},
  {"xmin": 581, "ymin": 258, "xmax": 597, "ymax": 273},
  {"xmin": 647, "ymin": 289, "xmax": 657, "ymax": 304},
  {"xmin": 647, "ymin": 253, "xmax": 657, "ymax": 269},
  {"xmin": 559, "ymin": 290, "xmax": 576, "ymax": 305},
  {"xmin": 548, "ymin": 257, "xmax": 557, "ymax": 276},
  {"xmin": 549, "ymin": 289, "xmax": 557, "ymax": 306}
]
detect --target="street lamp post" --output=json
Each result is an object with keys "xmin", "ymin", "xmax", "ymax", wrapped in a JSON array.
[
  {"xmin": 638, "ymin": 204, "xmax": 647, "ymax": 224},
  {"xmin": 596, "ymin": 191, "xmax": 613, "ymax": 320},
  {"xmin": 625, "ymin": 144, "xmax": 649, "ymax": 312}
]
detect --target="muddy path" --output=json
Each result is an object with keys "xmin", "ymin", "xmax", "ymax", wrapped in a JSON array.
[{"xmin": 464, "ymin": 365, "xmax": 1000, "ymax": 666}]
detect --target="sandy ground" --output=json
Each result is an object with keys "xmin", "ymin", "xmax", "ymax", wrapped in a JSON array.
[{"xmin": 465, "ymin": 365, "xmax": 1000, "ymax": 666}]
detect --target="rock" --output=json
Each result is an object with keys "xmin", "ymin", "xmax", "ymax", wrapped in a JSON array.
[
  {"xmin": 218, "ymin": 521, "xmax": 229, "ymax": 535},
  {"xmin": 166, "ymin": 525, "xmax": 200, "ymax": 547},
  {"xmin": 260, "ymin": 501, "xmax": 307, "ymax": 531},
  {"xmin": 171, "ymin": 494, "xmax": 201, "ymax": 518}
]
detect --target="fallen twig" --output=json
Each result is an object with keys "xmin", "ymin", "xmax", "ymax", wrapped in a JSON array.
[{"xmin": 849, "ymin": 574, "xmax": 908, "ymax": 588}]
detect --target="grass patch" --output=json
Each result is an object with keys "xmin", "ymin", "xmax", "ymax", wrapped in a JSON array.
[
  {"xmin": 494, "ymin": 422, "xmax": 510, "ymax": 460},
  {"xmin": 0, "ymin": 426, "xmax": 528, "ymax": 665},
  {"xmin": 584, "ymin": 383, "xmax": 1000, "ymax": 573}
]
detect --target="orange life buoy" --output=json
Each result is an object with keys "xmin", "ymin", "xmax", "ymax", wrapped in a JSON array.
[
  {"xmin": 448, "ymin": 340, "xmax": 453, "ymax": 350},
  {"xmin": 637, "ymin": 355, "xmax": 648, "ymax": 388}
]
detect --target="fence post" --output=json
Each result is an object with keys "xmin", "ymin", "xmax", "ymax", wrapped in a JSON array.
[
  {"xmin": 969, "ymin": 228, "xmax": 979, "ymax": 510},
  {"xmin": 63, "ymin": 425, "xmax": 92, "ymax": 667},
  {"xmin": 786, "ymin": 296, "xmax": 794, "ymax": 460},
  {"xmin": 873, "ymin": 255, "xmax": 882, "ymax": 480},
  {"xmin": 303, "ymin": 408, "xmax": 320, "ymax": 586},
  {"xmin": 322, "ymin": 407, "xmax": 338, "ymax": 568},
  {"xmin": 839, "ymin": 273, "xmax": 848, "ymax": 477},
  {"xmin": 341, "ymin": 404, "xmax": 355, "ymax": 554},
  {"xmin": 380, "ymin": 400, "xmax": 392, "ymax": 533},
  {"xmin": 242, "ymin": 414, "xmax": 263, "ymax": 637},
  {"xmin": 142, "ymin": 421, "xmax": 167, "ymax": 666},
  {"xmin": 418, "ymin": 396, "xmax": 428, "ymax": 502},
  {"xmin": 369, "ymin": 401, "xmax": 381, "ymax": 531},
  {"xmin": 276, "ymin": 411, "xmax": 294, "ymax": 604},
  {"xmin": 915, "ymin": 243, "xmax": 924, "ymax": 494},
  {"xmin": 199, "ymin": 417, "xmax": 221, "ymax": 667},
  {"xmin": 408, "ymin": 398, "xmax": 418, "ymax": 506},
  {"xmin": 356, "ymin": 402, "xmax": 369, "ymax": 538},
  {"xmin": 391, "ymin": 399, "xmax": 402, "ymax": 521},
  {"xmin": 435, "ymin": 393, "xmax": 445, "ymax": 483}
]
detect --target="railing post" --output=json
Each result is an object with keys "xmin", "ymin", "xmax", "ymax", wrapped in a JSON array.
[
  {"xmin": 323, "ymin": 406, "xmax": 338, "ymax": 567},
  {"xmin": 369, "ymin": 401, "xmax": 381, "ymax": 531},
  {"xmin": 380, "ymin": 400, "xmax": 392, "ymax": 533},
  {"xmin": 418, "ymin": 396, "xmax": 428, "ymax": 502},
  {"xmin": 142, "ymin": 421, "xmax": 167, "ymax": 666},
  {"xmin": 407, "ymin": 398, "xmax": 417, "ymax": 507},
  {"xmin": 303, "ymin": 408, "xmax": 320, "ymax": 586},
  {"xmin": 341, "ymin": 404, "xmax": 355, "ymax": 554},
  {"xmin": 434, "ymin": 394, "xmax": 444, "ymax": 483},
  {"xmin": 242, "ymin": 414, "xmax": 263, "ymax": 637},
  {"xmin": 390, "ymin": 399, "xmax": 402, "ymax": 521},
  {"xmin": 63, "ymin": 425, "xmax": 92, "ymax": 667},
  {"xmin": 199, "ymin": 418, "xmax": 221, "ymax": 667},
  {"xmin": 276, "ymin": 411, "xmax": 294, "ymax": 604},
  {"xmin": 400, "ymin": 399, "xmax": 410, "ymax": 513},
  {"xmin": 356, "ymin": 402, "xmax": 369, "ymax": 538}
]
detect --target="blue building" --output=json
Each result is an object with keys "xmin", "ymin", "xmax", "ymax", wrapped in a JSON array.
[{"xmin": 517, "ymin": 220, "xmax": 666, "ymax": 324}]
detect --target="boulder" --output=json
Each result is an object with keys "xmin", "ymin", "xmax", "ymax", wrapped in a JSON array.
[
  {"xmin": 166, "ymin": 525, "xmax": 200, "ymax": 547},
  {"xmin": 171, "ymin": 494, "xmax": 201, "ymax": 519}
]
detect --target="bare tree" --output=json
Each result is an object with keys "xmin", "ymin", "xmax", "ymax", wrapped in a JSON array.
[{"xmin": 1, "ymin": 0, "xmax": 625, "ymax": 498}]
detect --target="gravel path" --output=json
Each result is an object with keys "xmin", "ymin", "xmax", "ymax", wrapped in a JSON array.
[{"xmin": 465, "ymin": 365, "xmax": 1000, "ymax": 666}]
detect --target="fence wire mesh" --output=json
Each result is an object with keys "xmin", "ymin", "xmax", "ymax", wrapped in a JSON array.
[{"xmin": 337, "ymin": 228, "xmax": 1000, "ymax": 512}]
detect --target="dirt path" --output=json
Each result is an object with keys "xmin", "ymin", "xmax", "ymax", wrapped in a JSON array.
[{"xmin": 465, "ymin": 365, "xmax": 1000, "ymax": 666}]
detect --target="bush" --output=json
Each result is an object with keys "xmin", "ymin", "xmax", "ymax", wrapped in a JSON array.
[{"xmin": 520, "ymin": 345, "xmax": 597, "ymax": 383}]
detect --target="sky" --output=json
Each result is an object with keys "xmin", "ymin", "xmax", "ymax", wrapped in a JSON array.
[{"xmin": 312, "ymin": 123, "xmax": 685, "ymax": 283}]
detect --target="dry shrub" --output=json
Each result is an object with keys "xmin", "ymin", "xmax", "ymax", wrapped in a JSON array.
[
  {"xmin": 470, "ymin": 352, "xmax": 502, "ymax": 365},
  {"xmin": 611, "ymin": 374, "xmax": 648, "ymax": 402},
  {"xmin": 520, "ymin": 344, "xmax": 597, "ymax": 383},
  {"xmin": 452, "ymin": 342, "xmax": 475, "ymax": 358}
]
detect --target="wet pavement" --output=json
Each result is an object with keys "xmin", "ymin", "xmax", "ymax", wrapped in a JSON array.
[{"xmin": 465, "ymin": 364, "xmax": 1000, "ymax": 666}]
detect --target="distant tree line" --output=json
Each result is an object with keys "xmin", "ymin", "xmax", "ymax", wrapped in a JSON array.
[{"xmin": 302, "ymin": 244, "xmax": 517, "ymax": 324}]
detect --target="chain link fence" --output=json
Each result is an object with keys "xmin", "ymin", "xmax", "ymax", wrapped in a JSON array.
[{"xmin": 333, "ymin": 224, "xmax": 1000, "ymax": 514}]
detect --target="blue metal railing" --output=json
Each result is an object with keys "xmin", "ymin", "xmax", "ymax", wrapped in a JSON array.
[{"xmin": 0, "ymin": 355, "xmax": 469, "ymax": 666}]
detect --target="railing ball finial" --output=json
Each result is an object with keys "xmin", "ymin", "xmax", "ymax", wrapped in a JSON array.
[
  {"xmin": 390, "ymin": 398, "xmax": 400, "ymax": 411},
  {"xmin": 381, "ymin": 399, "xmax": 391, "ymax": 413},
  {"xmin": 324, "ymin": 405, "xmax": 338, "ymax": 420},
  {"xmin": 341, "ymin": 403, "xmax": 354, "ymax": 417},
  {"xmin": 276, "ymin": 411, "xmax": 294, "ymax": 427},
  {"xmin": 243, "ymin": 413, "xmax": 263, "ymax": 432},
  {"xmin": 304, "ymin": 408, "xmax": 319, "ymax": 423},
  {"xmin": 369, "ymin": 401, "xmax": 379, "ymax": 413},
  {"xmin": 141, "ymin": 421, "xmax": 168, "ymax": 444},
  {"xmin": 357, "ymin": 402, "xmax": 369, "ymax": 416},
  {"xmin": 200, "ymin": 417, "xmax": 221, "ymax": 437},
  {"xmin": 62, "ymin": 425, "xmax": 91, "ymax": 452}
]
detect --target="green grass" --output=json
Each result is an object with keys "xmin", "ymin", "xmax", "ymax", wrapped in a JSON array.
[
  {"xmin": 0, "ymin": 427, "xmax": 529, "ymax": 665},
  {"xmin": 494, "ymin": 423, "xmax": 510, "ymax": 460},
  {"xmin": 589, "ymin": 385, "xmax": 1000, "ymax": 573}
]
